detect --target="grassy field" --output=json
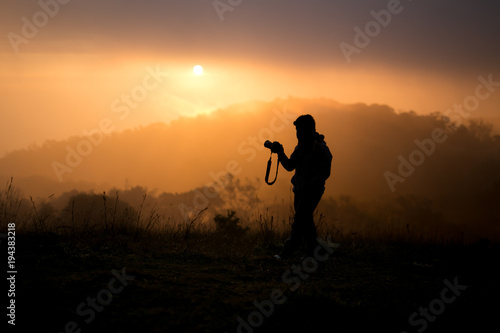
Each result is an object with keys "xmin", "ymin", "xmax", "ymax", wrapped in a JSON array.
[
  {"xmin": 10, "ymin": 223, "xmax": 499, "ymax": 333},
  {"xmin": 2, "ymin": 180, "xmax": 498, "ymax": 332}
]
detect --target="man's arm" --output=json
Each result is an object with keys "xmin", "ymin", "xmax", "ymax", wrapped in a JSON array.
[{"xmin": 273, "ymin": 144, "xmax": 296, "ymax": 171}]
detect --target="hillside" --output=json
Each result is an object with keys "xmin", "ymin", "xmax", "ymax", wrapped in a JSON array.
[{"xmin": 1, "ymin": 97, "xmax": 499, "ymax": 236}]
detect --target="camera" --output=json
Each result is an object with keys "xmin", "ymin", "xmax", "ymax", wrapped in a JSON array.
[
  {"xmin": 264, "ymin": 140, "xmax": 282, "ymax": 153},
  {"xmin": 264, "ymin": 140, "xmax": 281, "ymax": 185}
]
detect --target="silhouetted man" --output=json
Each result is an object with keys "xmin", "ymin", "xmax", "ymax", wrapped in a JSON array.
[{"xmin": 272, "ymin": 114, "xmax": 332, "ymax": 259}]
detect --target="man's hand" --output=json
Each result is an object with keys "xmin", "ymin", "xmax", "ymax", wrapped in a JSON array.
[{"xmin": 271, "ymin": 142, "xmax": 284, "ymax": 154}]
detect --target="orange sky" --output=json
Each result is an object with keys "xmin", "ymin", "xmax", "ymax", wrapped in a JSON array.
[{"xmin": 1, "ymin": 0, "xmax": 499, "ymax": 156}]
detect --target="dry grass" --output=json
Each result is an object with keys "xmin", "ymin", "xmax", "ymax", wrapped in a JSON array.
[{"xmin": 5, "ymin": 178, "xmax": 499, "ymax": 332}]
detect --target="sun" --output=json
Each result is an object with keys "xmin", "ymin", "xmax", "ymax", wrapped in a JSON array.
[{"xmin": 193, "ymin": 65, "xmax": 203, "ymax": 76}]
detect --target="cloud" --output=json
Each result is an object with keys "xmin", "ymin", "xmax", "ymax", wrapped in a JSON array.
[{"xmin": 1, "ymin": 0, "xmax": 498, "ymax": 74}]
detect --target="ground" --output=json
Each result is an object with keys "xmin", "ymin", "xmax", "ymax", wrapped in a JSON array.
[{"xmin": 12, "ymin": 231, "xmax": 500, "ymax": 333}]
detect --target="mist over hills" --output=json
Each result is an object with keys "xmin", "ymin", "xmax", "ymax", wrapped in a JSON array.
[{"xmin": 1, "ymin": 97, "xmax": 499, "ymax": 235}]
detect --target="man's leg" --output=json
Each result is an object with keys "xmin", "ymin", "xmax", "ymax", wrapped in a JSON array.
[
  {"xmin": 300, "ymin": 189, "xmax": 323, "ymax": 256},
  {"xmin": 280, "ymin": 189, "xmax": 323, "ymax": 258},
  {"xmin": 279, "ymin": 193, "xmax": 303, "ymax": 258}
]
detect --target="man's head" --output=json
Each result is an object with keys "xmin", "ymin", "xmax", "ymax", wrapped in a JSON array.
[{"xmin": 294, "ymin": 114, "xmax": 316, "ymax": 143}]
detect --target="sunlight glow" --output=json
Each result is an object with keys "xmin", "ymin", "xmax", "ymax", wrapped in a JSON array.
[{"xmin": 193, "ymin": 65, "xmax": 203, "ymax": 76}]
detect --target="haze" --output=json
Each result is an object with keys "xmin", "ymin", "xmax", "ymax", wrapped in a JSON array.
[{"xmin": 1, "ymin": 0, "xmax": 499, "ymax": 155}]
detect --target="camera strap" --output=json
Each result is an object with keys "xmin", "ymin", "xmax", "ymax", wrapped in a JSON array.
[{"xmin": 265, "ymin": 152, "xmax": 279, "ymax": 185}]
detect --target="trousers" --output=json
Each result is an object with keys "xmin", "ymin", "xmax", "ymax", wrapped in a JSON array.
[{"xmin": 280, "ymin": 187, "xmax": 324, "ymax": 258}]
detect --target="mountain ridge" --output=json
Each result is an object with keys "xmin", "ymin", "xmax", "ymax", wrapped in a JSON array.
[{"xmin": 1, "ymin": 97, "xmax": 498, "ymax": 218}]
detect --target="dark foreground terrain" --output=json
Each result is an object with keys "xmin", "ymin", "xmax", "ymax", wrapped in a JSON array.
[{"xmin": 10, "ymin": 231, "xmax": 500, "ymax": 333}]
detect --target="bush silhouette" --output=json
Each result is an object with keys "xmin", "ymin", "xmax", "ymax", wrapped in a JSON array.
[{"xmin": 214, "ymin": 210, "xmax": 248, "ymax": 236}]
